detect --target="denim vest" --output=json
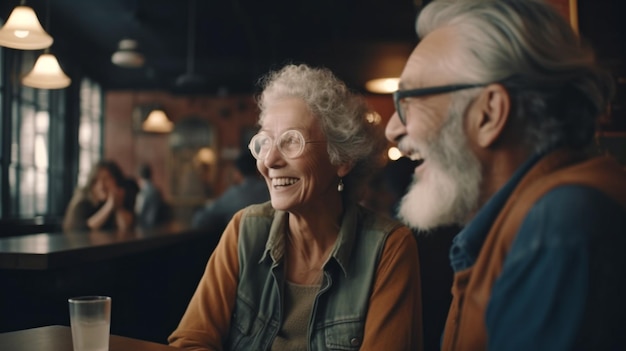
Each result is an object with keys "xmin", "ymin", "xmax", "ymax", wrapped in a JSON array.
[{"xmin": 224, "ymin": 202, "xmax": 402, "ymax": 351}]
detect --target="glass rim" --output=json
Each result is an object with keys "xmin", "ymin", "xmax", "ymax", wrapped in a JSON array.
[{"xmin": 68, "ymin": 295, "xmax": 111, "ymax": 303}]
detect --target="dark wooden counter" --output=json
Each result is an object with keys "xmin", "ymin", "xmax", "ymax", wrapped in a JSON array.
[
  {"xmin": 0, "ymin": 222, "xmax": 203, "ymax": 270},
  {"xmin": 0, "ymin": 223, "xmax": 221, "ymax": 343},
  {"xmin": 0, "ymin": 325, "xmax": 180, "ymax": 351}
]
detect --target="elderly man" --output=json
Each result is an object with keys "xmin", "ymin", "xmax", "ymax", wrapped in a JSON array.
[{"xmin": 386, "ymin": 0, "xmax": 626, "ymax": 350}]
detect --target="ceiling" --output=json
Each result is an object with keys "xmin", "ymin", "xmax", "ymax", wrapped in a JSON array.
[{"xmin": 1, "ymin": 0, "xmax": 425, "ymax": 94}]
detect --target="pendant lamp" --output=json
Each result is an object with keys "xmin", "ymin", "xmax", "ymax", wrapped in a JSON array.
[
  {"xmin": 0, "ymin": 3, "xmax": 53, "ymax": 50},
  {"xmin": 143, "ymin": 109, "xmax": 173, "ymax": 133},
  {"xmin": 22, "ymin": 50, "xmax": 71, "ymax": 89},
  {"xmin": 111, "ymin": 39, "xmax": 144, "ymax": 68},
  {"xmin": 174, "ymin": 0, "xmax": 206, "ymax": 93}
]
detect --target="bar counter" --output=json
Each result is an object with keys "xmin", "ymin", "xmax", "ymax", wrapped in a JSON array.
[
  {"xmin": 0, "ymin": 223, "xmax": 221, "ymax": 344},
  {"xmin": 0, "ymin": 222, "xmax": 202, "ymax": 270}
]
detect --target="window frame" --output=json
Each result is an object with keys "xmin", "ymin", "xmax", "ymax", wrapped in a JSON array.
[{"xmin": 0, "ymin": 48, "xmax": 103, "ymax": 236}]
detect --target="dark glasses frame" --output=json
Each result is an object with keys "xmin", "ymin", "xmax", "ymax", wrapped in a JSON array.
[{"xmin": 393, "ymin": 83, "xmax": 488, "ymax": 125}]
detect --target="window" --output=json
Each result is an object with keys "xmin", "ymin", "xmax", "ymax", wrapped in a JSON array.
[
  {"xmin": 77, "ymin": 78, "xmax": 103, "ymax": 187},
  {"xmin": 14, "ymin": 89, "xmax": 50, "ymax": 216},
  {"xmin": 0, "ymin": 49, "xmax": 102, "ymax": 226},
  {"xmin": 7, "ymin": 50, "xmax": 69, "ymax": 219}
]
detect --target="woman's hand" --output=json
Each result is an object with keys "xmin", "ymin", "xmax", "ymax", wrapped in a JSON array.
[
  {"xmin": 88, "ymin": 184, "xmax": 132, "ymax": 231},
  {"xmin": 87, "ymin": 191, "xmax": 117, "ymax": 230}
]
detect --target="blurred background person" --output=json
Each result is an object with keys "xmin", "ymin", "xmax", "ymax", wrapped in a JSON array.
[
  {"xmin": 169, "ymin": 64, "xmax": 422, "ymax": 350},
  {"xmin": 192, "ymin": 150, "xmax": 269, "ymax": 233},
  {"xmin": 382, "ymin": 157, "xmax": 418, "ymax": 218},
  {"xmin": 63, "ymin": 160, "xmax": 134, "ymax": 232},
  {"xmin": 124, "ymin": 176, "xmax": 140, "ymax": 218},
  {"xmin": 135, "ymin": 163, "xmax": 168, "ymax": 228},
  {"xmin": 361, "ymin": 157, "xmax": 417, "ymax": 219}
]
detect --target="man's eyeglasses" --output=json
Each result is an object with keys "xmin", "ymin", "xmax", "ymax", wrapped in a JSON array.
[
  {"xmin": 248, "ymin": 129, "xmax": 325, "ymax": 160},
  {"xmin": 393, "ymin": 83, "xmax": 488, "ymax": 125}
]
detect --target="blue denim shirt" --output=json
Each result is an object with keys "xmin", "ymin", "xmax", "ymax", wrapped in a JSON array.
[
  {"xmin": 449, "ymin": 153, "xmax": 626, "ymax": 350},
  {"xmin": 449, "ymin": 154, "xmax": 541, "ymax": 273}
]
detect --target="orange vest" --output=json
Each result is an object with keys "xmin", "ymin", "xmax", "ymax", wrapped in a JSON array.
[{"xmin": 441, "ymin": 149, "xmax": 626, "ymax": 351}]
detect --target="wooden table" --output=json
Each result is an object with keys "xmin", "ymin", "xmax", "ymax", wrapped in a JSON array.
[
  {"xmin": 0, "ymin": 325, "xmax": 180, "ymax": 350},
  {"xmin": 0, "ymin": 222, "xmax": 203, "ymax": 270}
]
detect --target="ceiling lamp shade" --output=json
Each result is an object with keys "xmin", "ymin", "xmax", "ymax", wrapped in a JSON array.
[
  {"xmin": 22, "ymin": 52, "xmax": 71, "ymax": 89},
  {"xmin": 143, "ymin": 109, "xmax": 173, "ymax": 133},
  {"xmin": 111, "ymin": 39, "xmax": 144, "ymax": 68},
  {"xmin": 0, "ymin": 5, "xmax": 53, "ymax": 50},
  {"xmin": 365, "ymin": 78, "xmax": 400, "ymax": 94}
]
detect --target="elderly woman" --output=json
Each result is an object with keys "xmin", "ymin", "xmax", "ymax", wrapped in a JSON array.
[
  {"xmin": 63, "ymin": 160, "xmax": 134, "ymax": 232},
  {"xmin": 168, "ymin": 64, "xmax": 422, "ymax": 350}
]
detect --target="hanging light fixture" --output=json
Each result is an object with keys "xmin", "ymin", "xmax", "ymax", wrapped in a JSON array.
[
  {"xmin": 143, "ymin": 108, "xmax": 173, "ymax": 133},
  {"xmin": 174, "ymin": 0, "xmax": 206, "ymax": 93},
  {"xmin": 22, "ymin": 50, "xmax": 71, "ymax": 89},
  {"xmin": 20, "ymin": 0, "xmax": 69, "ymax": 89},
  {"xmin": 0, "ymin": 1, "xmax": 53, "ymax": 50},
  {"xmin": 111, "ymin": 39, "xmax": 144, "ymax": 68}
]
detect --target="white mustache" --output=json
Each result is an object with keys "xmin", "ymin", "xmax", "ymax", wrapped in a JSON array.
[{"xmin": 397, "ymin": 137, "xmax": 424, "ymax": 161}]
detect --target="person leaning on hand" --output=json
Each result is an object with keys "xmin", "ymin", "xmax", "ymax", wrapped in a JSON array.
[
  {"xmin": 385, "ymin": 0, "xmax": 626, "ymax": 350},
  {"xmin": 63, "ymin": 160, "xmax": 135, "ymax": 232},
  {"xmin": 168, "ymin": 64, "xmax": 423, "ymax": 351}
]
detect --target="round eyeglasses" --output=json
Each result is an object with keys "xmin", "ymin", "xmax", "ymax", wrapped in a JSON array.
[{"xmin": 248, "ymin": 129, "xmax": 325, "ymax": 160}]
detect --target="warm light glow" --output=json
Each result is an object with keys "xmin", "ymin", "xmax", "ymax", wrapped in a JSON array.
[
  {"xmin": 0, "ymin": 6, "xmax": 53, "ymax": 50},
  {"xmin": 15, "ymin": 30, "xmax": 29, "ymax": 38},
  {"xmin": 143, "ymin": 109, "xmax": 173, "ymax": 133},
  {"xmin": 388, "ymin": 147, "xmax": 402, "ymax": 160},
  {"xmin": 111, "ymin": 39, "xmax": 145, "ymax": 68},
  {"xmin": 196, "ymin": 147, "xmax": 216, "ymax": 165},
  {"xmin": 22, "ymin": 53, "xmax": 71, "ymax": 89},
  {"xmin": 365, "ymin": 78, "xmax": 400, "ymax": 94},
  {"xmin": 366, "ymin": 111, "xmax": 382, "ymax": 124}
]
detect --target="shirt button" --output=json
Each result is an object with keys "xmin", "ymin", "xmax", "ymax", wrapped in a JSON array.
[{"xmin": 350, "ymin": 337, "xmax": 361, "ymax": 346}]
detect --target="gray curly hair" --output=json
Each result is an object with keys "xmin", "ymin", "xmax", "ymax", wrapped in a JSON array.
[
  {"xmin": 417, "ymin": 0, "xmax": 614, "ymax": 153},
  {"xmin": 257, "ymin": 64, "xmax": 388, "ymax": 200}
]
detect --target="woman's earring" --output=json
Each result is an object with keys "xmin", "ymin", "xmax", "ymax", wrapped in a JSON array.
[{"xmin": 337, "ymin": 178, "xmax": 344, "ymax": 192}]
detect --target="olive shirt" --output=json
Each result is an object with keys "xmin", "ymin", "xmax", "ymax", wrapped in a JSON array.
[{"xmin": 169, "ymin": 202, "xmax": 423, "ymax": 351}]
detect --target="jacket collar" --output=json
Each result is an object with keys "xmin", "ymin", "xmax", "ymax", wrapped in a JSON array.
[{"xmin": 259, "ymin": 202, "xmax": 359, "ymax": 277}]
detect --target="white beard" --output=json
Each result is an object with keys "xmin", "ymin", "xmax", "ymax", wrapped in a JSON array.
[
  {"xmin": 397, "ymin": 96, "xmax": 482, "ymax": 232},
  {"xmin": 398, "ymin": 161, "xmax": 464, "ymax": 231}
]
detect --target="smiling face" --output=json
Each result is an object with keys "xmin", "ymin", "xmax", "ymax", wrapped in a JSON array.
[
  {"xmin": 257, "ymin": 97, "xmax": 344, "ymax": 215},
  {"xmin": 395, "ymin": 93, "xmax": 483, "ymax": 231},
  {"xmin": 385, "ymin": 27, "xmax": 483, "ymax": 231}
]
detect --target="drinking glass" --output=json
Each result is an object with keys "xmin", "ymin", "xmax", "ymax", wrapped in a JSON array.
[{"xmin": 68, "ymin": 296, "xmax": 111, "ymax": 351}]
